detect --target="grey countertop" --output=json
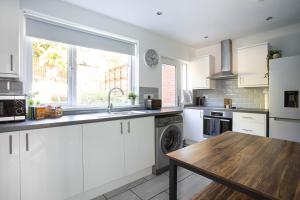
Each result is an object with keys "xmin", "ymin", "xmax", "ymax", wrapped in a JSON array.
[
  {"xmin": 185, "ymin": 106, "xmax": 269, "ymax": 114},
  {"xmin": 0, "ymin": 108, "xmax": 182, "ymax": 133}
]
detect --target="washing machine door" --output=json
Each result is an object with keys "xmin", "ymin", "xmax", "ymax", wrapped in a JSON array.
[{"xmin": 160, "ymin": 125, "xmax": 182, "ymax": 154}]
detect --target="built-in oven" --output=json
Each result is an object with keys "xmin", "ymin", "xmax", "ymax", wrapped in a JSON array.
[{"xmin": 203, "ymin": 110, "xmax": 232, "ymax": 137}]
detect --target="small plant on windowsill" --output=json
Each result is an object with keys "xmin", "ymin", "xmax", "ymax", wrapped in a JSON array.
[
  {"xmin": 128, "ymin": 91, "xmax": 137, "ymax": 106},
  {"xmin": 26, "ymin": 91, "xmax": 40, "ymax": 106}
]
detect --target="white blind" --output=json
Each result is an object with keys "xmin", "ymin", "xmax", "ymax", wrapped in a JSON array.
[{"xmin": 25, "ymin": 15, "xmax": 136, "ymax": 55}]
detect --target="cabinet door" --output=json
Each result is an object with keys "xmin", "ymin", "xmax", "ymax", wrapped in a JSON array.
[
  {"xmin": 183, "ymin": 109, "xmax": 204, "ymax": 141},
  {"xmin": 83, "ymin": 120, "xmax": 125, "ymax": 191},
  {"xmin": 0, "ymin": 132, "xmax": 20, "ymax": 200},
  {"xmin": 0, "ymin": 0, "xmax": 19, "ymax": 77},
  {"xmin": 20, "ymin": 126, "xmax": 83, "ymax": 200},
  {"xmin": 124, "ymin": 117, "xmax": 155, "ymax": 175},
  {"xmin": 189, "ymin": 55, "xmax": 215, "ymax": 89},
  {"xmin": 238, "ymin": 43, "xmax": 268, "ymax": 87}
]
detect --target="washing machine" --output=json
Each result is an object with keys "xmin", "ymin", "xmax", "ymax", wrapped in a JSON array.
[{"xmin": 153, "ymin": 115, "xmax": 183, "ymax": 174}]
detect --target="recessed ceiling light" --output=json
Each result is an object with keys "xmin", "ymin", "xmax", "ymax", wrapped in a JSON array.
[
  {"xmin": 156, "ymin": 11, "xmax": 163, "ymax": 16},
  {"xmin": 266, "ymin": 16, "xmax": 273, "ymax": 21},
  {"xmin": 204, "ymin": 36, "xmax": 208, "ymax": 39}
]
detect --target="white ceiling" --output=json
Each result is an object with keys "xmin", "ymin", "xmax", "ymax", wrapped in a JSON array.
[{"xmin": 61, "ymin": 0, "xmax": 300, "ymax": 47}]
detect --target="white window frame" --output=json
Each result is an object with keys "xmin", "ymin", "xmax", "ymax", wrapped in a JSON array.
[{"xmin": 25, "ymin": 37, "xmax": 136, "ymax": 108}]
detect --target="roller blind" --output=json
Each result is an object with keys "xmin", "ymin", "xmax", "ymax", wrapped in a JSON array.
[{"xmin": 25, "ymin": 15, "xmax": 136, "ymax": 55}]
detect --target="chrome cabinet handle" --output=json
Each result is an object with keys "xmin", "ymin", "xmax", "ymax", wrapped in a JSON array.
[
  {"xmin": 242, "ymin": 129, "xmax": 253, "ymax": 132},
  {"xmin": 26, "ymin": 133, "xmax": 29, "ymax": 151},
  {"xmin": 9, "ymin": 135, "xmax": 12, "ymax": 154},
  {"xmin": 220, "ymin": 119, "xmax": 230, "ymax": 122},
  {"xmin": 10, "ymin": 54, "xmax": 13, "ymax": 71},
  {"xmin": 127, "ymin": 121, "xmax": 130, "ymax": 134},
  {"xmin": 242, "ymin": 116, "xmax": 253, "ymax": 119},
  {"xmin": 120, "ymin": 122, "xmax": 123, "ymax": 134}
]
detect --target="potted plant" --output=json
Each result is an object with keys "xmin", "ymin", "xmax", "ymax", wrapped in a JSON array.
[
  {"xmin": 265, "ymin": 49, "xmax": 282, "ymax": 78},
  {"xmin": 128, "ymin": 91, "xmax": 137, "ymax": 105}
]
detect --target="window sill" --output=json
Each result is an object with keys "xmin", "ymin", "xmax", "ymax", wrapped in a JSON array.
[{"xmin": 62, "ymin": 104, "xmax": 143, "ymax": 115}]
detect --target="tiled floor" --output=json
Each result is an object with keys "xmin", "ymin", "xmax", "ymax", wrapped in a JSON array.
[{"xmin": 92, "ymin": 167, "xmax": 211, "ymax": 200}]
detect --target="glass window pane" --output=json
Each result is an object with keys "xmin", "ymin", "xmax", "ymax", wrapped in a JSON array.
[
  {"xmin": 76, "ymin": 46, "xmax": 131, "ymax": 106},
  {"xmin": 31, "ymin": 38, "xmax": 69, "ymax": 104},
  {"xmin": 162, "ymin": 64, "xmax": 176, "ymax": 107}
]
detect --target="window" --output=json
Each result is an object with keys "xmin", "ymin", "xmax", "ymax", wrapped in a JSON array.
[
  {"xmin": 31, "ymin": 39, "xmax": 69, "ymax": 104},
  {"xmin": 30, "ymin": 37, "xmax": 133, "ymax": 107},
  {"xmin": 162, "ymin": 64, "xmax": 177, "ymax": 107}
]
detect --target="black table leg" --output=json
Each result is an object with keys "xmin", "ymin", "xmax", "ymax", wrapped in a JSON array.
[{"xmin": 169, "ymin": 159, "xmax": 177, "ymax": 200}]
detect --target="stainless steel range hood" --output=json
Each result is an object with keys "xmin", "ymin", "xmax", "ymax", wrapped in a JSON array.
[{"xmin": 208, "ymin": 39, "xmax": 237, "ymax": 80}]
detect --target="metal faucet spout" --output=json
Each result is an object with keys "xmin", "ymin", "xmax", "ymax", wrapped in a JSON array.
[{"xmin": 107, "ymin": 87, "xmax": 125, "ymax": 113}]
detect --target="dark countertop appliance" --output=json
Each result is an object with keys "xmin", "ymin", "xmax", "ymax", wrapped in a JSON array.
[
  {"xmin": 0, "ymin": 95, "xmax": 26, "ymax": 122},
  {"xmin": 145, "ymin": 98, "xmax": 162, "ymax": 110}
]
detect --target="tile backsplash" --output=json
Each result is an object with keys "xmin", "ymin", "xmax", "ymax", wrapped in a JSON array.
[
  {"xmin": 0, "ymin": 79, "xmax": 23, "ymax": 94},
  {"xmin": 138, "ymin": 87, "xmax": 159, "ymax": 105},
  {"xmin": 194, "ymin": 79, "xmax": 268, "ymax": 109}
]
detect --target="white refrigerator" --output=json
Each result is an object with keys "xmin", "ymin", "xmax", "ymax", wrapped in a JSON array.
[{"xmin": 269, "ymin": 55, "xmax": 300, "ymax": 142}]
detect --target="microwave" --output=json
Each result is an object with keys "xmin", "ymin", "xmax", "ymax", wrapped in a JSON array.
[{"xmin": 0, "ymin": 95, "xmax": 26, "ymax": 122}]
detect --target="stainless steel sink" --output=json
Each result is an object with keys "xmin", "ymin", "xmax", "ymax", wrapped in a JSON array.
[{"xmin": 90, "ymin": 110, "xmax": 148, "ymax": 118}]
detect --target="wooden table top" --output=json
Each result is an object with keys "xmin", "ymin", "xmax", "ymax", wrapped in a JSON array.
[{"xmin": 167, "ymin": 131, "xmax": 300, "ymax": 200}]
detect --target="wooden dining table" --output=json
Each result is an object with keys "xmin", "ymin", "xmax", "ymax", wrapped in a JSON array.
[{"xmin": 166, "ymin": 131, "xmax": 300, "ymax": 200}]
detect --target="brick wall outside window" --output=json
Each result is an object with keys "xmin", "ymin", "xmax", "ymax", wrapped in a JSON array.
[{"xmin": 162, "ymin": 64, "xmax": 176, "ymax": 107}]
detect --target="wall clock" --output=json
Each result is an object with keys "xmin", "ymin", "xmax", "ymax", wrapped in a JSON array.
[{"xmin": 145, "ymin": 49, "xmax": 159, "ymax": 67}]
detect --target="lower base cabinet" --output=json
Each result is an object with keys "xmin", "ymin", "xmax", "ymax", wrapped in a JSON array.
[
  {"xmin": 233, "ymin": 112, "xmax": 267, "ymax": 137},
  {"xmin": 83, "ymin": 120, "xmax": 125, "ymax": 191},
  {"xmin": 20, "ymin": 125, "xmax": 83, "ymax": 200},
  {"xmin": 0, "ymin": 116, "xmax": 155, "ymax": 199},
  {"xmin": 83, "ymin": 116, "xmax": 155, "ymax": 191},
  {"xmin": 183, "ymin": 109, "xmax": 204, "ymax": 142},
  {"xmin": 0, "ymin": 132, "xmax": 20, "ymax": 200},
  {"xmin": 124, "ymin": 117, "xmax": 155, "ymax": 175}
]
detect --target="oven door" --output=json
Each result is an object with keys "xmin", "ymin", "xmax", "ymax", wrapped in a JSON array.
[
  {"xmin": 203, "ymin": 117, "xmax": 215, "ymax": 136},
  {"xmin": 219, "ymin": 118, "xmax": 232, "ymax": 133},
  {"xmin": 0, "ymin": 97, "xmax": 15, "ymax": 122}
]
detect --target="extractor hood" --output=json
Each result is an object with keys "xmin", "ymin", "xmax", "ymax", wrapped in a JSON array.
[{"xmin": 208, "ymin": 39, "xmax": 237, "ymax": 80}]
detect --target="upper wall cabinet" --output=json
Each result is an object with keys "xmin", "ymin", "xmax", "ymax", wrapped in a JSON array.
[
  {"xmin": 0, "ymin": 0, "xmax": 20, "ymax": 78},
  {"xmin": 188, "ymin": 55, "xmax": 215, "ymax": 89},
  {"xmin": 237, "ymin": 43, "xmax": 268, "ymax": 88}
]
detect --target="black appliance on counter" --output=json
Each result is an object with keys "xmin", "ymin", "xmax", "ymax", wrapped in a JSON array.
[
  {"xmin": 203, "ymin": 110, "xmax": 232, "ymax": 137},
  {"xmin": 0, "ymin": 95, "xmax": 26, "ymax": 122},
  {"xmin": 145, "ymin": 97, "xmax": 162, "ymax": 110}
]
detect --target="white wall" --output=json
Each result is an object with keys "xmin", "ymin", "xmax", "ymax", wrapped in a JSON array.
[
  {"xmin": 193, "ymin": 22, "xmax": 300, "ymax": 74},
  {"xmin": 20, "ymin": 0, "xmax": 193, "ymax": 89}
]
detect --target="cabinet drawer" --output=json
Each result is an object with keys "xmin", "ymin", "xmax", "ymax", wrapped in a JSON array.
[
  {"xmin": 233, "ymin": 112, "xmax": 266, "ymax": 136},
  {"xmin": 233, "ymin": 112, "xmax": 266, "ymax": 125},
  {"xmin": 233, "ymin": 124, "xmax": 266, "ymax": 137}
]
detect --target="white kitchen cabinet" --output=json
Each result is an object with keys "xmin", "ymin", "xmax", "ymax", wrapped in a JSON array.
[
  {"xmin": 124, "ymin": 117, "xmax": 155, "ymax": 175},
  {"xmin": 20, "ymin": 125, "xmax": 83, "ymax": 200},
  {"xmin": 83, "ymin": 120, "xmax": 125, "ymax": 191},
  {"xmin": 0, "ymin": 132, "xmax": 20, "ymax": 200},
  {"xmin": 233, "ymin": 112, "xmax": 267, "ymax": 137},
  {"xmin": 0, "ymin": 0, "xmax": 20, "ymax": 77},
  {"xmin": 188, "ymin": 55, "xmax": 215, "ymax": 89},
  {"xmin": 237, "ymin": 43, "xmax": 268, "ymax": 87},
  {"xmin": 183, "ymin": 109, "xmax": 204, "ymax": 142},
  {"xmin": 83, "ymin": 117, "xmax": 155, "ymax": 191}
]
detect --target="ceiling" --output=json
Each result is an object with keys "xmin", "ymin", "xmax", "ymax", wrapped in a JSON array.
[{"xmin": 61, "ymin": 0, "xmax": 300, "ymax": 47}]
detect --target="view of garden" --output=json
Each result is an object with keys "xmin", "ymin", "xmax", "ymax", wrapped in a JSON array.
[{"xmin": 32, "ymin": 38, "xmax": 131, "ymax": 107}]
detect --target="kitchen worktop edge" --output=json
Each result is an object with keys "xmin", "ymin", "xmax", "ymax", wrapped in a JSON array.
[{"xmin": 0, "ymin": 108, "xmax": 182, "ymax": 133}]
